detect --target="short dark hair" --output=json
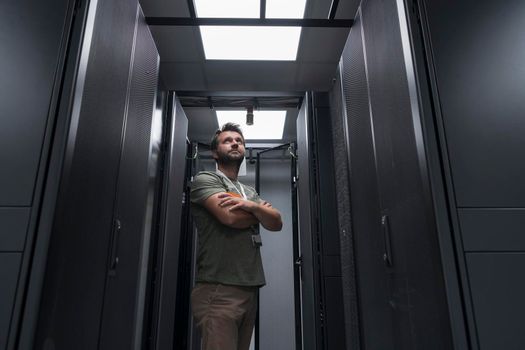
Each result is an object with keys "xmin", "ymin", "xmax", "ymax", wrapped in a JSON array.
[{"xmin": 210, "ymin": 122, "xmax": 245, "ymax": 151}]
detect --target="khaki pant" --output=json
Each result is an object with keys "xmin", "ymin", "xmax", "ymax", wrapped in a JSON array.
[{"xmin": 191, "ymin": 283, "xmax": 258, "ymax": 350}]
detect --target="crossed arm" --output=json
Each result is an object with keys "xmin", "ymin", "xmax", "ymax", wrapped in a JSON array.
[{"xmin": 203, "ymin": 192, "xmax": 283, "ymax": 231}]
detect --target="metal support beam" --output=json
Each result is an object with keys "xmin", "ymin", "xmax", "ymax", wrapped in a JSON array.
[
  {"xmin": 328, "ymin": 0, "xmax": 340, "ymax": 19},
  {"xmin": 146, "ymin": 17, "xmax": 353, "ymax": 27},
  {"xmin": 178, "ymin": 95, "xmax": 303, "ymax": 109},
  {"xmin": 176, "ymin": 91, "xmax": 305, "ymax": 98},
  {"xmin": 186, "ymin": 0, "xmax": 196, "ymax": 18},
  {"xmin": 260, "ymin": 0, "xmax": 266, "ymax": 19}
]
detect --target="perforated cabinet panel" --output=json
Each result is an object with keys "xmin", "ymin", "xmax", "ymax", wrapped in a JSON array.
[
  {"xmin": 329, "ymin": 67, "xmax": 359, "ymax": 350},
  {"xmin": 99, "ymin": 7, "xmax": 160, "ymax": 348},
  {"xmin": 338, "ymin": 11, "xmax": 395, "ymax": 350},
  {"xmin": 360, "ymin": 0, "xmax": 453, "ymax": 348}
]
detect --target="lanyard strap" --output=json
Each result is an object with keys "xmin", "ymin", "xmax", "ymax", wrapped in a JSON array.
[{"xmin": 216, "ymin": 170, "xmax": 247, "ymax": 200}]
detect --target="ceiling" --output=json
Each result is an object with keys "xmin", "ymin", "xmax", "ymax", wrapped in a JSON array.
[
  {"xmin": 139, "ymin": 0, "xmax": 359, "ymax": 92},
  {"xmin": 139, "ymin": 0, "xmax": 358, "ymax": 143}
]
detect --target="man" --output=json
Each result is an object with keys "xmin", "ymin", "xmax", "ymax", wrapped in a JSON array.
[{"xmin": 190, "ymin": 123, "xmax": 282, "ymax": 350}]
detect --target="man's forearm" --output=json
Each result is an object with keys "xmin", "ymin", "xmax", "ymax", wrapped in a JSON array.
[
  {"xmin": 249, "ymin": 204, "xmax": 282, "ymax": 231},
  {"xmin": 225, "ymin": 209, "xmax": 259, "ymax": 229}
]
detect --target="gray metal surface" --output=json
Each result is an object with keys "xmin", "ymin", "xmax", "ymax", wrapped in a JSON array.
[
  {"xmin": 423, "ymin": 0, "xmax": 525, "ymax": 208},
  {"xmin": 1, "ymin": 0, "xmax": 74, "ymax": 348},
  {"xmin": 0, "ymin": 0, "xmax": 70, "ymax": 206},
  {"xmin": 459, "ymin": 209, "xmax": 525, "ymax": 252},
  {"xmin": 420, "ymin": 0, "xmax": 525, "ymax": 347},
  {"xmin": 0, "ymin": 208, "xmax": 30, "ymax": 252},
  {"xmin": 0, "ymin": 253, "xmax": 21, "ymax": 349},
  {"xmin": 467, "ymin": 253, "xmax": 525, "ymax": 349}
]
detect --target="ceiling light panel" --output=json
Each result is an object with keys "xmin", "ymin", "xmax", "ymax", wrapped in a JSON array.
[
  {"xmin": 194, "ymin": 0, "xmax": 259, "ymax": 18},
  {"xmin": 200, "ymin": 26, "xmax": 301, "ymax": 60},
  {"xmin": 216, "ymin": 110, "xmax": 286, "ymax": 140},
  {"xmin": 266, "ymin": 0, "xmax": 307, "ymax": 18}
]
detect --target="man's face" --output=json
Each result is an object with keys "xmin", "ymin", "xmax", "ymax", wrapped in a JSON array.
[{"xmin": 213, "ymin": 131, "xmax": 245, "ymax": 166}]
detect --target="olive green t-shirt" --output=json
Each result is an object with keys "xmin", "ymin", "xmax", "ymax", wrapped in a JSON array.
[{"xmin": 190, "ymin": 171, "xmax": 266, "ymax": 287}]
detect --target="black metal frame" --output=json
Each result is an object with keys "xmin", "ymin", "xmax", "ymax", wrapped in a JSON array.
[
  {"xmin": 329, "ymin": 0, "xmax": 340, "ymax": 19},
  {"xmin": 143, "ymin": 88, "xmax": 170, "ymax": 349},
  {"xmin": 146, "ymin": 17, "xmax": 353, "ymax": 27},
  {"xmin": 179, "ymin": 96, "xmax": 303, "ymax": 109},
  {"xmin": 187, "ymin": 0, "xmax": 196, "ymax": 18},
  {"xmin": 13, "ymin": 0, "xmax": 92, "ymax": 347},
  {"xmin": 403, "ymin": 0, "xmax": 474, "ymax": 348},
  {"xmin": 177, "ymin": 91, "xmax": 304, "ymax": 98},
  {"xmin": 260, "ymin": 0, "xmax": 266, "ymax": 19},
  {"xmin": 255, "ymin": 143, "xmax": 302, "ymax": 350},
  {"xmin": 185, "ymin": 0, "xmax": 340, "ymax": 21}
]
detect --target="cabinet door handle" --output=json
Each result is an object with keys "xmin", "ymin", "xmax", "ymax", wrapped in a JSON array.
[
  {"xmin": 108, "ymin": 219, "xmax": 121, "ymax": 276},
  {"xmin": 382, "ymin": 214, "xmax": 393, "ymax": 266}
]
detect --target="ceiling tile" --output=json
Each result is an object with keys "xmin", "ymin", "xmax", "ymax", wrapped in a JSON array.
[
  {"xmin": 160, "ymin": 62, "xmax": 207, "ymax": 90},
  {"xmin": 303, "ymin": 0, "xmax": 359, "ymax": 19},
  {"xmin": 204, "ymin": 61, "xmax": 298, "ymax": 91},
  {"xmin": 151, "ymin": 27, "xmax": 203, "ymax": 61},
  {"xmin": 304, "ymin": 0, "xmax": 330, "ymax": 18},
  {"xmin": 296, "ymin": 62, "xmax": 338, "ymax": 91},
  {"xmin": 335, "ymin": 0, "xmax": 360, "ymax": 19},
  {"xmin": 297, "ymin": 27, "xmax": 350, "ymax": 63},
  {"xmin": 185, "ymin": 107, "xmax": 218, "ymax": 142},
  {"xmin": 139, "ymin": 0, "xmax": 190, "ymax": 17}
]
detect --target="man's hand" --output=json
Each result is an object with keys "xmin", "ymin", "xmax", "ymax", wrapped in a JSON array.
[
  {"xmin": 203, "ymin": 192, "xmax": 259, "ymax": 229},
  {"xmin": 218, "ymin": 193, "xmax": 282, "ymax": 232},
  {"xmin": 218, "ymin": 193, "xmax": 258, "ymax": 212}
]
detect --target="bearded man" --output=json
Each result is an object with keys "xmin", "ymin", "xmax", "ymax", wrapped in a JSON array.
[{"xmin": 190, "ymin": 122, "xmax": 282, "ymax": 350}]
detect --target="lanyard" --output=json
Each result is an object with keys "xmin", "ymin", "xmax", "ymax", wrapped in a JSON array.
[{"xmin": 216, "ymin": 170, "xmax": 247, "ymax": 200}]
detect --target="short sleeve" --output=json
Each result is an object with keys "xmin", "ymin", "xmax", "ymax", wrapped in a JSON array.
[
  {"xmin": 190, "ymin": 172, "xmax": 226, "ymax": 205},
  {"xmin": 244, "ymin": 185, "xmax": 263, "ymax": 204}
]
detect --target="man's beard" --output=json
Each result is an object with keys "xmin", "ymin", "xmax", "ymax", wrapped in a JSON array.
[{"xmin": 217, "ymin": 150, "xmax": 244, "ymax": 167}]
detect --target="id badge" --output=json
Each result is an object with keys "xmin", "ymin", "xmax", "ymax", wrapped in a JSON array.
[{"xmin": 251, "ymin": 234, "xmax": 262, "ymax": 247}]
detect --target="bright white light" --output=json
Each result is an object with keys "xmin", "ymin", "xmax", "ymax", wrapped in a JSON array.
[
  {"xmin": 194, "ymin": 0, "xmax": 259, "ymax": 18},
  {"xmin": 216, "ymin": 110, "xmax": 286, "ymax": 140},
  {"xmin": 266, "ymin": 0, "xmax": 307, "ymax": 18},
  {"xmin": 200, "ymin": 26, "xmax": 301, "ymax": 60}
]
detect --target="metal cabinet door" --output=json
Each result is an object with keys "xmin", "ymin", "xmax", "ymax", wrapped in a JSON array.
[
  {"xmin": 359, "ymin": 0, "xmax": 453, "ymax": 348},
  {"xmin": 98, "ymin": 7, "xmax": 162, "ymax": 349}
]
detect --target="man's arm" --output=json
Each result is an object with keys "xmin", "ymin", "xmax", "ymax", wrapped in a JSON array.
[
  {"xmin": 203, "ymin": 192, "xmax": 259, "ymax": 229},
  {"xmin": 217, "ymin": 194, "xmax": 283, "ymax": 231}
]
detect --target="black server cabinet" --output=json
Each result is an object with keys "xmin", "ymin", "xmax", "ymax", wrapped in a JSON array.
[
  {"xmin": 334, "ymin": 0, "xmax": 456, "ymax": 348},
  {"xmin": 334, "ymin": 9, "xmax": 395, "ymax": 350},
  {"xmin": 297, "ymin": 93, "xmax": 348, "ymax": 350},
  {"xmin": 150, "ymin": 94, "xmax": 189, "ymax": 349},
  {"xmin": 98, "ymin": 7, "xmax": 160, "ymax": 349},
  {"xmin": 35, "ymin": 0, "xmax": 161, "ymax": 348},
  {"xmin": 296, "ymin": 93, "xmax": 322, "ymax": 350}
]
